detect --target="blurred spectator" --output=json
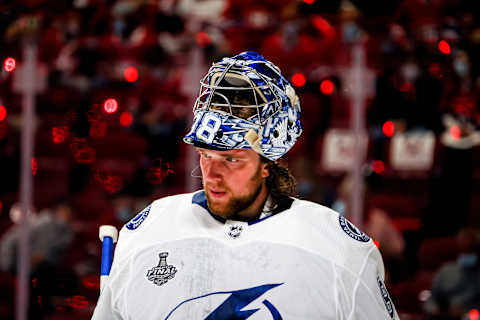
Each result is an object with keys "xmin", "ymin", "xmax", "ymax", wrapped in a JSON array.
[
  {"xmin": 99, "ymin": 188, "xmax": 150, "ymax": 229},
  {"xmin": 332, "ymin": 174, "xmax": 406, "ymax": 283},
  {"xmin": 424, "ymin": 227, "xmax": 480, "ymax": 319},
  {"xmin": 422, "ymin": 118, "xmax": 477, "ymax": 238},
  {"xmin": 133, "ymin": 97, "xmax": 187, "ymax": 163},
  {"xmin": 0, "ymin": 198, "xmax": 76, "ymax": 318}
]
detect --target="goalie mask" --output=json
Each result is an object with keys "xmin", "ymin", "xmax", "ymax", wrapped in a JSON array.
[{"xmin": 183, "ymin": 51, "xmax": 302, "ymax": 161}]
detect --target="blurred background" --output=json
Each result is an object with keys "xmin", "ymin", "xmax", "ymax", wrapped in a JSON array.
[{"xmin": 0, "ymin": 0, "xmax": 479, "ymax": 319}]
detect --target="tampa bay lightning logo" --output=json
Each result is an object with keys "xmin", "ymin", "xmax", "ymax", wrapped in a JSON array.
[
  {"xmin": 126, "ymin": 205, "xmax": 151, "ymax": 230},
  {"xmin": 339, "ymin": 215, "xmax": 370, "ymax": 242},
  {"xmin": 165, "ymin": 283, "xmax": 283, "ymax": 319}
]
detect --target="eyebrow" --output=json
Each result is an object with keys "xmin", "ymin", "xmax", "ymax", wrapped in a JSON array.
[
  {"xmin": 224, "ymin": 150, "xmax": 247, "ymax": 156},
  {"xmin": 197, "ymin": 148, "xmax": 247, "ymax": 158}
]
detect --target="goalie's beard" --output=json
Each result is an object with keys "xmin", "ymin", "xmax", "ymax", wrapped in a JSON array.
[{"xmin": 203, "ymin": 165, "xmax": 265, "ymax": 221}]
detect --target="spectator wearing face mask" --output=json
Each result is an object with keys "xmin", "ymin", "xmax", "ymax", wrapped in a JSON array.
[{"xmin": 424, "ymin": 227, "xmax": 480, "ymax": 319}]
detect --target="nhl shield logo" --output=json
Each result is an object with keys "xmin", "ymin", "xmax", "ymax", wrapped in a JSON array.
[
  {"xmin": 227, "ymin": 225, "xmax": 243, "ymax": 239},
  {"xmin": 146, "ymin": 252, "xmax": 177, "ymax": 286}
]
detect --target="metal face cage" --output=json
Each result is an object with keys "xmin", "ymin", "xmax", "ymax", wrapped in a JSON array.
[{"xmin": 193, "ymin": 58, "xmax": 283, "ymax": 127}]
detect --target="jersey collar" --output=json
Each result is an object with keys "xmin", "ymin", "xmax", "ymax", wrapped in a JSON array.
[{"xmin": 192, "ymin": 190, "xmax": 281, "ymax": 225}]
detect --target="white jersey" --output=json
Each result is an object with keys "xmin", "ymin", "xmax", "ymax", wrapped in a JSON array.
[{"xmin": 92, "ymin": 191, "xmax": 399, "ymax": 319}]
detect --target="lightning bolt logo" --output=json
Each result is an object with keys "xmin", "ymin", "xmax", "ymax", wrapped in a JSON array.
[{"xmin": 165, "ymin": 283, "xmax": 283, "ymax": 320}]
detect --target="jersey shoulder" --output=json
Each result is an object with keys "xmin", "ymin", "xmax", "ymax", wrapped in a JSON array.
[
  {"xmin": 123, "ymin": 192, "xmax": 193, "ymax": 231},
  {"xmin": 282, "ymin": 198, "xmax": 385, "ymax": 278},
  {"xmin": 113, "ymin": 192, "xmax": 196, "ymax": 261},
  {"xmin": 292, "ymin": 198, "xmax": 371, "ymax": 242},
  {"xmin": 284, "ymin": 199, "xmax": 396, "ymax": 318}
]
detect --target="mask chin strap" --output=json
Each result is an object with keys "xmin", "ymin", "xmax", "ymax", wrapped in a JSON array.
[{"xmin": 245, "ymin": 128, "xmax": 265, "ymax": 157}]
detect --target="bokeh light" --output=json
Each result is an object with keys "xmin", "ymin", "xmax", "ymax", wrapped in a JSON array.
[
  {"xmin": 51, "ymin": 126, "xmax": 68, "ymax": 144},
  {"xmin": 71, "ymin": 138, "xmax": 96, "ymax": 164},
  {"xmin": 65, "ymin": 295, "xmax": 88, "ymax": 310},
  {"xmin": 120, "ymin": 111, "xmax": 133, "ymax": 127},
  {"xmin": 303, "ymin": 0, "xmax": 315, "ymax": 4},
  {"xmin": 82, "ymin": 274, "xmax": 100, "ymax": 290},
  {"xmin": 104, "ymin": 98, "xmax": 118, "ymax": 114},
  {"xmin": 450, "ymin": 125, "xmax": 461, "ymax": 140},
  {"xmin": 31, "ymin": 157, "xmax": 38, "ymax": 176},
  {"xmin": 372, "ymin": 160, "xmax": 385, "ymax": 174},
  {"xmin": 196, "ymin": 32, "xmax": 211, "ymax": 48},
  {"xmin": 0, "ymin": 105, "xmax": 6, "ymax": 122},
  {"xmin": 469, "ymin": 309, "xmax": 479, "ymax": 320},
  {"xmin": 103, "ymin": 175, "xmax": 123, "ymax": 194},
  {"xmin": 74, "ymin": 147, "xmax": 96, "ymax": 164},
  {"xmin": 94, "ymin": 170, "xmax": 123, "ymax": 194},
  {"xmin": 291, "ymin": 73, "xmax": 306, "ymax": 87},
  {"xmin": 89, "ymin": 121, "xmax": 107, "ymax": 138},
  {"xmin": 3, "ymin": 57, "xmax": 16, "ymax": 72},
  {"xmin": 312, "ymin": 16, "xmax": 335, "ymax": 39},
  {"xmin": 438, "ymin": 40, "xmax": 451, "ymax": 55},
  {"xmin": 147, "ymin": 158, "xmax": 174, "ymax": 185},
  {"xmin": 320, "ymin": 80, "xmax": 335, "ymax": 95},
  {"xmin": 124, "ymin": 66, "xmax": 139, "ymax": 82},
  {"xmin": 382, "ymin": 121, "xmax": 395, "ymax": 137}
]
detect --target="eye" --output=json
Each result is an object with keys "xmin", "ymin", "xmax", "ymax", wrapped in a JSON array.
[
  {"xmin": 225, "ymin": 156, "xmax": 238, "ymax": 163},
  {"xmin": 199, "ymin": 151, "xmax": 211, "ymax": 159}
]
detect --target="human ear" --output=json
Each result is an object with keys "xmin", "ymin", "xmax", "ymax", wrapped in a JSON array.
[{"xmin": 261, "ymin": 162, "xmax": 270, "ymax": 178}]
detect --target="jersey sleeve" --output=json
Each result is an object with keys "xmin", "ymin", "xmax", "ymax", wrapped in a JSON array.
[
  {"xmin": 350, "ymin": 275, "xmax": 399, "ymax": 319},
  {"xmin": 91, "ymin": 225, "xmax": 136, "ymax": 319},
  {"xmin": 91, "ymin": 281, "xmax": 124, "ymax": 320},
  {"xmin": 336, "ymin": 245, "xmax": 400, "ymax": 319}
]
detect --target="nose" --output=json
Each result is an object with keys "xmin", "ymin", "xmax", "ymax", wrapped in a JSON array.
[{"xmin": 202, "ymin": 158, "xmax": 224, "ymax": 183}]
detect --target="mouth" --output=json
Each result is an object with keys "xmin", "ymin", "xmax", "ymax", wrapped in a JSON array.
[{"xmin": 208, "ymin": 188, "xmax": 227, "ymax": 198}]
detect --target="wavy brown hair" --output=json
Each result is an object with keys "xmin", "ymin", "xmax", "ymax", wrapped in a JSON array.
[{"xmin": 262, "ymin": 158, "xmax": 297, "ymax": 213}]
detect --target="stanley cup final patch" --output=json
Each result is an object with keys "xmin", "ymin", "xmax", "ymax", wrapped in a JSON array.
[{"xmin": 146, "ymin": 252, "xmax": 177, "ymax": 286}]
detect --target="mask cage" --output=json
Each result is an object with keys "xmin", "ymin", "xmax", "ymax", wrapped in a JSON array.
[{"xmin": 193, "ymin": 60, "xmax": 283, "ymax": 126}]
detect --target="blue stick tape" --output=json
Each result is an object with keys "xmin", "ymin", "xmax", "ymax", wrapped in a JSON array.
[{"xmin": 101, "ymin": 236, "xmax": 114, "ymax": 276}]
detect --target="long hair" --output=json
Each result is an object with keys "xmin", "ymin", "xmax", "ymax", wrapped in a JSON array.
[{"xmin": 262, "ymin": 158, "xmax": 297, "ymax": 213}]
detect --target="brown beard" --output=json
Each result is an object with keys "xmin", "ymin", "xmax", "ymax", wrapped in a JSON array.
[{"xmin": 204, "ymin": 164, "xmax": 265, "ymax": 220}]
